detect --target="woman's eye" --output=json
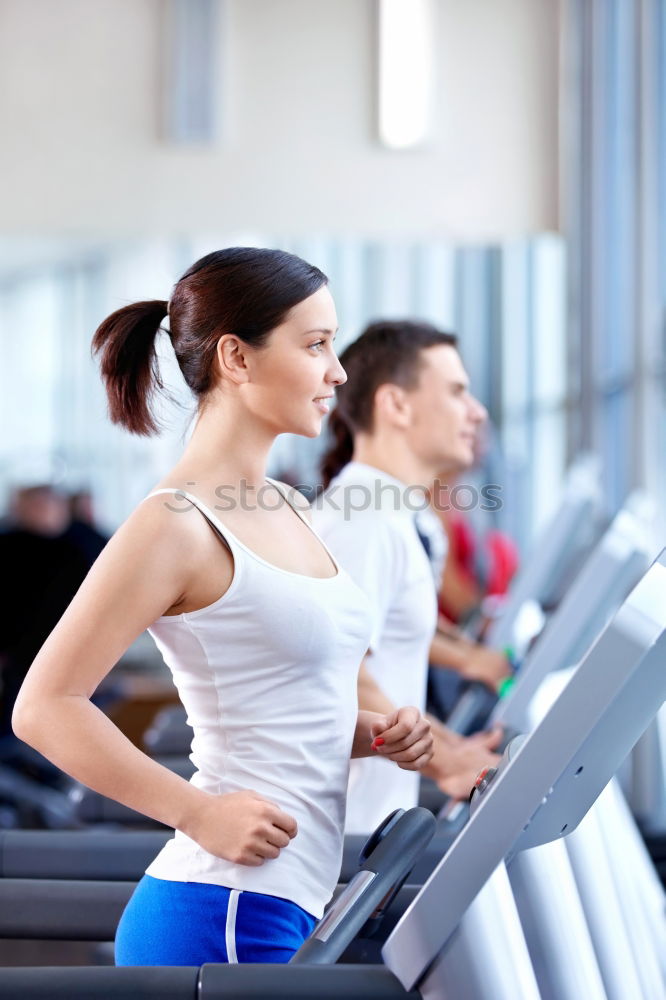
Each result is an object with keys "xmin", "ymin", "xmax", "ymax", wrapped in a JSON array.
[{"xmin": 308, "ymin": 341, "xmax": 325, "ymax": 353}]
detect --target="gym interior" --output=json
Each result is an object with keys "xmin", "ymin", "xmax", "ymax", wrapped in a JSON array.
[{"xmin": 0, "ymin": 2, "xmax": 665, "ymax": 997}]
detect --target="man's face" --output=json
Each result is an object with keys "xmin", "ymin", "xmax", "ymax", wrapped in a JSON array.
[{"xmin": 403, "ymin": 345, "xmax": 487, "ymax": 474}]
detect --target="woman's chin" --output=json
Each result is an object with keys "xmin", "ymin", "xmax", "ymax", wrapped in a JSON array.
[
  {"xmin": 302, "ymin": 421, "xmax": 323, "ymax": 439},
  {"xmin": 288, "ymin": 416, "xmax": 323, "ymax": 439}
]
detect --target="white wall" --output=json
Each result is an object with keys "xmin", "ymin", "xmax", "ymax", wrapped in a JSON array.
[{"xmin": 0, "ymin": 0, "xmax": 559, "ymax": 239}]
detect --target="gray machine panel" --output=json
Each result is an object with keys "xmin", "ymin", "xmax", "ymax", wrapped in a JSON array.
[
  {"xmin": 486, "ymin": 458, "xmax": 602, "ymax": 651},
  {"xmin": 493, "ymin": 505, "xmax": 652, "ymax": 731},
  {"xmin": 383, "ymin": 552, "xmax": 666, "ymax": 991}
]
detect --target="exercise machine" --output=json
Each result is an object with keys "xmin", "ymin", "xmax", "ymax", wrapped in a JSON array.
[{"xmin": 2, "ymin": 550, "xmax": 665, "ymax": 997}]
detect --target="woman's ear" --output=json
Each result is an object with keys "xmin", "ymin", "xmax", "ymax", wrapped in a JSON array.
[
  {"xmin": 216, "ymin": 335, "xmax": 252, "ymax": 385},
  {"xmin": 374, "ymin": 383, "xmax": 411, "ymax": 429}
]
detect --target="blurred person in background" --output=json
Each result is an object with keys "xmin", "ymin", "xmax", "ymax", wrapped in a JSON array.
[
  {"xmin": 65, "ymin": 488, "xmax": 109, "ymax": 563},
  {"xmin": 426, "ymin": 449, "xmax": 518, "ymax": 720},
  {"xmin": 434, "ymin": 425, "xmax": 519, "ymax": 629},
  {"xmin": 0, "ymin": 485, "xmax": 91, "ymax": 743},
  {"xmin": 315, "ymin": 320, "xmax": 502, "ymax": 834}
]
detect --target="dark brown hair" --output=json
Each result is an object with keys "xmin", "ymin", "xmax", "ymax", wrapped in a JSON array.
[
  {"xmin": 320, "ymin": 320, "xmax": 458, "ymax": 487},
  {"xmin": 92, "ymin": 247, "xmax": 328, "ymax": 435}
]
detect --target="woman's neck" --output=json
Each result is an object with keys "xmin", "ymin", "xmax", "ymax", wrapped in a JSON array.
[{"xmin": 170, "ymin": 400, "xmax": 275, "ymax": 490}]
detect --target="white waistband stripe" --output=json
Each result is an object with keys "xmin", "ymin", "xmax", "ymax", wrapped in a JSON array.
[{"xmin": 225, "ymin": 889, "xmax": 241, "ymax": 964}]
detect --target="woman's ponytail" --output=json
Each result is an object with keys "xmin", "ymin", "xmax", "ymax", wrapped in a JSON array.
[
  {"xmin": 320, "ymin": 408, "xmax": 354, "ymax": 488},
  {"xmin": 92, "ymin": 300, "xmax": 169, "ymax": 436},
  {"xmin": 90, "ymin": 248, "xmax": 328, "ymax": 438}
]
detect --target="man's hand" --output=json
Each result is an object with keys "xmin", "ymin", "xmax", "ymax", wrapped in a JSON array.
[
  {"xmin": 460, "ymin": 646, "xmax": 512, "ymax": 688},
  {"xmin": 430, "ymin": 629, "xmax": 510, "ymax": 690},
  {"xmin": 370, "ymin": 706, "xmax": 433, "ymax": 771},
  {"xmin": 424, "ymin": 732, "xmax": 501, "ymax": 800}
]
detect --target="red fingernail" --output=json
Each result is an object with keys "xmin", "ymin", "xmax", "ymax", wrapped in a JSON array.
[{"xmin": 372, "ymin": 737, "xmax": 385, "ymax": 749}]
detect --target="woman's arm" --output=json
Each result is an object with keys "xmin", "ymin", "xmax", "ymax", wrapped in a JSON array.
[
  {"xmin": 352, "ymin": 662, "xmax": 432, "ymax": 769},
  {"xmin": 355, "ymin": 661, "xmax": 499, "ymax": 798},
  {"xmin": 352, "ymin": 661, "xmax": 397, "ymax": 757},
  {"xmin": 12, "ymin": 497, "xmax": 296, "ymax": 865},
  {"xmin": 356, "ymin": 660, "xmax": 396, "ymax": 716}
]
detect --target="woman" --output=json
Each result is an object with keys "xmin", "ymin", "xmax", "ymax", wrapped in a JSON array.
[
  {"xmin": 315, "ymin": 320, "xmax": 500, "ymax": 834},
  {"xmin": 12, "ymin": 248, "xmax": 432, "ymax": 965}
]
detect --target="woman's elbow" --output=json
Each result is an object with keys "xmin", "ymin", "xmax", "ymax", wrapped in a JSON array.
[{"xmin": 11, "ymin": 692, "xmax": 40, "ymax": 747}]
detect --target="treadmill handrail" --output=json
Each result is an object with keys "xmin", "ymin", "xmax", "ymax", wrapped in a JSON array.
[
  {"xmin": 493, "ymin": 509, "xmax": 651, "ymax": 730},
  {"xmin": 291, "ymin": 806, "xmax": 435, "ymax": 965},
  {"xmin": 382, "ymin": 552, "xmax": 666, "ymax": 990}
]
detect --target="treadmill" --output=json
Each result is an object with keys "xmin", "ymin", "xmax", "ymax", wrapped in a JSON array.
[
  {"xmin": 0, "ymin": 499, "xmax": 655, "ymax": 890},
  {"xmin": 447, "ymin": 494, "xmax": 653, "ymax": 736},
  {"xmin": 2, "ymin": 550, "xmax": 665, "ymax": 998},
  {"xmin": 483, "ymin": 453, "xmax": 603, "ymax": 655}
]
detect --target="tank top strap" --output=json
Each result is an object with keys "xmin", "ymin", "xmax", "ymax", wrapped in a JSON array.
[
  {"xmin": 142, "ymin": 488, "xmax": 241, "ymax": 554},
  {"xmin": 266, "ymin": 478, "xmax": 311, "ymax": 523},
  {"xmin": 266, "ymin": 478, "xmax": 341, "ymax": 575},
  {"xmin": 144, "ymin": 483, "xmax": 340, "ymax": 578}
]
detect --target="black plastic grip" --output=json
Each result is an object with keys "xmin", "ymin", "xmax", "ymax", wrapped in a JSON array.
[
  {"xmin": 444, "ymin": 681, "xmax": 498, "ymax": 735},
  {"xmin": 291, "ymin": 807, "xmax": 436, "ymax": 965}
]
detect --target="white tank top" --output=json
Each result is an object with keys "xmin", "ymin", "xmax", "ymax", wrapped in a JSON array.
[
  {"xmin": 141, "ymin": 482, "xmax": 372, "ymax": 918},
  {"xmin": 313, "ymin": 462, "xmax": 439, "ymax": 833}
]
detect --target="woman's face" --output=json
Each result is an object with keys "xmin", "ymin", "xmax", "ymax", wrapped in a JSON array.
[{"xmin": 241, "ymin": 285, "xmax": 347, "ymax": 438}]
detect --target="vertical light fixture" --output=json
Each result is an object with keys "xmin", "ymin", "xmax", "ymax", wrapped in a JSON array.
[
  {"xmin": 378, "ymin": 0, "xmax": 435, "ymax": 149},
  {"xmin": 162, "ymin": 0, "xmax": 222, "ymax": 144}
]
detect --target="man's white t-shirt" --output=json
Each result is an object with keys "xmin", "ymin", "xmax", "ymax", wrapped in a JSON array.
[{"xmin": 313, "ymin": 461, "xmax": 442, "ymax": 833}]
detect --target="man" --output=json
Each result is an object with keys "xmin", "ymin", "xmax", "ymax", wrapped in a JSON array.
[{"xmin": 314, "ymin": 320, "xmax": 502, "ymax": 833}]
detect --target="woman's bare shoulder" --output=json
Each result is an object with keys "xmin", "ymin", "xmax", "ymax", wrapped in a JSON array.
[
  {"xmin": 271, "ymin": 480, "xmax": 313, "ymax": 521},
  {"xmin": 111, "ymin": 490, "xmax": 216, "ymax": 567}
]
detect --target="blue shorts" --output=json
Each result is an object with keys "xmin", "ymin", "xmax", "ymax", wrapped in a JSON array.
[{"xmin": 115, "ymin": 874, "xmax": 317, "ymax": 966}]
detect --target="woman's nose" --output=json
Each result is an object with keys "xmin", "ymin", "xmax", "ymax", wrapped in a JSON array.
[{"xmin": 329, "ymin": 355, "xmax": 347, "ymax": 386}]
